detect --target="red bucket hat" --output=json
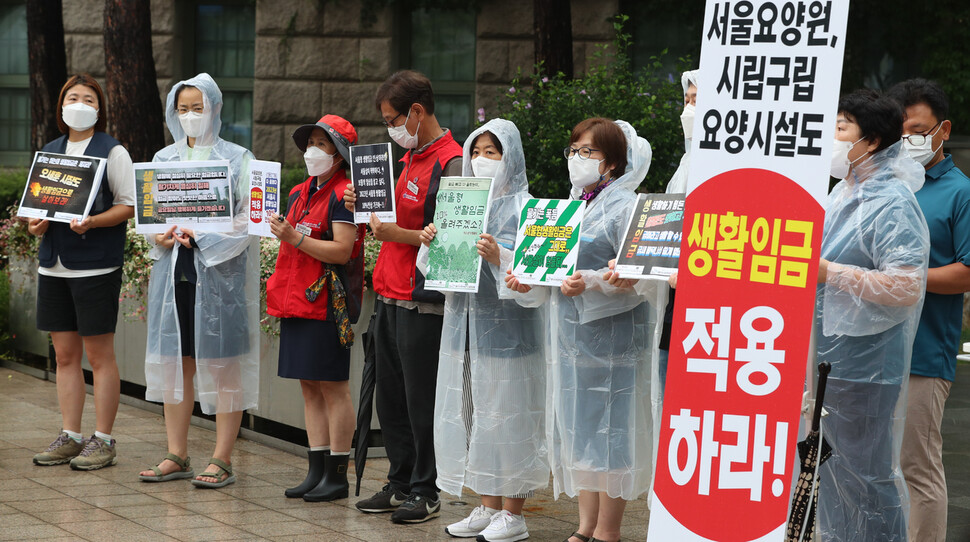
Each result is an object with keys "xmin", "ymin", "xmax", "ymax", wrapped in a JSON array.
[{"xmin": 292, "ymin": 114, "xmax": 358, "ymax": 164}]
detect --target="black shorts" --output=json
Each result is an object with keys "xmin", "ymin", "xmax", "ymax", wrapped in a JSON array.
[
  {"xmin": 175, "ymin": 281, "xmax": 196, "ymax": 359},
  {"xmin": 36, "ymin": 268, "xmax": 122, "ymax": 336}
]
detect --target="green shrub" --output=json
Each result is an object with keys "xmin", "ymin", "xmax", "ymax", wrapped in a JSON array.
[
  {"xmin": 0, "ymin": 169, "xmax": 27, "ymax": 216},
  {"xmin": 280, "ymin": 164, "xmax": 309, "ymax": 209},
  {"xmin": 492, "ymin": 14, "xmax": 691, "ymax": 198}
]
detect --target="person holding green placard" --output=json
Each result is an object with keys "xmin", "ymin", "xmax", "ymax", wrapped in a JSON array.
[
  {"xmin": 418, "ymin": 119, "xmax": 548, "ymax": 541},
  {"xmin": 138, "ymin": 73, "xmax": 259, "ymax": 489},
  {"xmin": 507, "ymin": 118, "xmax": 665, "ymax": 542}
]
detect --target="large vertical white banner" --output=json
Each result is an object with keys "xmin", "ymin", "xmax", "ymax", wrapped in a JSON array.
[{"xmin": 648, "ymin": 2, "xmax": 849, "ymax": 541}]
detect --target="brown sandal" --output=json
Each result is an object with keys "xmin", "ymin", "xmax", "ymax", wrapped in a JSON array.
[{"xmin": 564, "ymin": 533, "xmax": 590, "ymax": 542}]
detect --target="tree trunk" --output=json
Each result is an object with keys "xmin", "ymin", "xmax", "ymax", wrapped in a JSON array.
[
  {"xmin": 26, "ymin": 0, "xmax": 67, "ymax": 152},
  {"xmin": 534, "ymin": 0, "xmax": 573, "ymax": 79},
  {"xmin": 103, "ymin": 0, "xmax": 164, "ymax": 162}
]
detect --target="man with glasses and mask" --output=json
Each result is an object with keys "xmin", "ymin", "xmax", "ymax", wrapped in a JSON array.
[
  {"xmin": 344, "ymin": 70, "xmax": 462, "ymax": 525},
  {"xmin": 888, "ymin": 78, "xmax": 970, "ymax": 542}
]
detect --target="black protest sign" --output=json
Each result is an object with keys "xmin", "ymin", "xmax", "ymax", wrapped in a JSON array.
[
  {"xmin": 614, "ymin": 193, "xmax": 685, "ymax": 280},
  {"xmin": 350, "ymin": 142, "xmax": 395, "ymax": 223},
  {"xmin": 17, "ymin": 152, "xmax": 106, "ymax": 223}
]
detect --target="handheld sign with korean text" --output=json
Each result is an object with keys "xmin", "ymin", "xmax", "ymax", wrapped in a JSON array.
[
  {"xmin": 133, "ymin": 160, "xmax": 235, "ymax": 234},
  {"xmin": 511, "ymin": 198, "xmax": 584, "ymax": 286},
  {"xmin": 425, "ymin": 176, "xmax": 494, "ymax": 293},
  {"xmin": 18, "ymin": 152, "xmax": 106, "ymax": 223},
  {"xmin": 614, "ymin": 193, "xmax": 685, "ymax": 280},
  {"xmin": 350, "ymin": 143, "xmax": 395, "ymax": 224},
  {"xmin": 247, "ymin": 159, "xmax": 282, "ymax": 237}
]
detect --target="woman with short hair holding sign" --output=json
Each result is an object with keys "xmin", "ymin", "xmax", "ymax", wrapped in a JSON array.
[
  {"xmin": 507, "ymin": 118, "xmax": 664, "ymax": 542},
  {"xmin": 137, "ymin": 73, "xmax": 259, "ymax": 488},
  {"xmin": 29, "ymin": 73, "xmax": 135, "ymax": 471}
]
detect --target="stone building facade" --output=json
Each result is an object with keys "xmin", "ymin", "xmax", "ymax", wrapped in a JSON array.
[{"xmin": 0, "ymin": 0, "xmax": 620, "ymax": 166}]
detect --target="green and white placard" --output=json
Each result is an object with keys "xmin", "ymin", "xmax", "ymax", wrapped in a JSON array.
[
  {"xmin": 512, "ymin": 198, "xmax": 585, "ymax": 286},
  {"xmin": 425, "ymin": 176, "xmax": 494, "ymax": 293}
]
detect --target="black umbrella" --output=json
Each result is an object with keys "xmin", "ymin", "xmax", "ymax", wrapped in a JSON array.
[
  {"xmin": 353, "ymin": 312, "xmax": 378, "ymax": 496},
  {"xmin": 785, "ymin": 361, "xmax": 833, "ymax": 542}
]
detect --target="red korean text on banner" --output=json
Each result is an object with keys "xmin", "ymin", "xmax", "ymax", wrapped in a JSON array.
[
  {"xmin": 250, "ymin": 187, "xmax": 263, "ymax": 223},
  {"xmin": 650, "ymin": 169, "xmax": 821, "ymax": 541}
]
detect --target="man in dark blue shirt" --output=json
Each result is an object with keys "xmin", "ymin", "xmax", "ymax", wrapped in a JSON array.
[{"xmin": 889, "ymin": 78, "xmax": 970, "ymax": 542}]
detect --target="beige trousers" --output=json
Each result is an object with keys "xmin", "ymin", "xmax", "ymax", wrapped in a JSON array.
[{"xmin": 901, "ymin": 375, "xmax": 952, "ymax": 542}]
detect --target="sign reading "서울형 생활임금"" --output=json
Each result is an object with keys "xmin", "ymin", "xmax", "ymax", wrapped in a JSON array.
[{"xmin": 425, "ymin": 176, "xmax": 494, "ymax": 293}]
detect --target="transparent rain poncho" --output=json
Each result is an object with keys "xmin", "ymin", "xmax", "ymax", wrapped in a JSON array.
[
  {"xmin": 144, "ymin": 73, "xmax": 260, "ymax": 415},
  {"xmin": 515, "ymin": 120, "xmax": 666, "ymax": 500},
  {"xmin": 433, "ymin": 119, "xmax": 549, "ymax": 498},
  {"xmin": 815, "ymin": 140, "xmax": 929, "ymax": 541},
  {"xmin": 666, "ymin": 69, "xmax": 699, "ymax": 195}
]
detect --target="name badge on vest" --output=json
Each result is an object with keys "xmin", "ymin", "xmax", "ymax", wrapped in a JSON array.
[{"xmin": 296, "ymin": 223, "xmax": 312, "ymax": 236}]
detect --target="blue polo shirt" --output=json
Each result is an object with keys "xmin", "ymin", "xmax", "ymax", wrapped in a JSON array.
[{"xmin": 911, "ymin": 154, "xmax": 970, "ymax": 381}]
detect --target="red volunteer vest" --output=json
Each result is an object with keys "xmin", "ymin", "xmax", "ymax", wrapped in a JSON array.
[
  {"xmin": 372, "ymin": 132, "xmax": 463, "ymax": 303},
  {"xmin": 266, "ymin": 171, "xmax": 365, "ymax": 320}
]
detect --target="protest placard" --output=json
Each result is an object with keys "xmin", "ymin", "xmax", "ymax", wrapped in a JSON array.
[
  {"xmin": 425, "ymin": 176, "xmax": 494, "ymax": 293},
  {"xmin": 511, "ymin": 198, "xmax": 585, "ymax": 287},
  {"xmin": 17, "ymin": 151, "xmax": 106, "ymax": 223},
  {"xmin": 247, "ymin": 159, "xmax": 282, "ymax": 237},
  {"xmin": 133, "ymin": 160, "xmax": 235, "ymax": 234},
  {"xmin": 647, "ymin": 2, "xmax": 849, "ymax": 541},
  {"xmin": 614, "ymin": 193, "xmax": 685, "ymax": 280},
  {"xmin": 350, "ymin": 142, "xmax": 395, "ymax": 223}
]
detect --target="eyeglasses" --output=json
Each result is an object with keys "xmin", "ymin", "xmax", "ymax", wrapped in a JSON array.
[
  {"xmin": 381, "ymin": 112, "xmax": 403, "ymax": 128},
  {"xmin": 563, "ymin": 146, "xmax": 601, "ymax": 160},
  {"xmin": 902, "ymin": 121, "xmax": 942, "ymax": 146}
]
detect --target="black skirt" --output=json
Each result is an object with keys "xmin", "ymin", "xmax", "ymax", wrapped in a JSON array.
[{"xmin": 277, "ymin": 317, "xmax": 350, "ymax": 381}]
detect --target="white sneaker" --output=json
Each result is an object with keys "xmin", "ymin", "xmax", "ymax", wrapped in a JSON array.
[
  {"xmin": 476, "ymin": 510, "xmax": 529, "ymax": 542},
  {"xmin": 446, "ymin": 505, "xmax": 499, "ymax": 537}
]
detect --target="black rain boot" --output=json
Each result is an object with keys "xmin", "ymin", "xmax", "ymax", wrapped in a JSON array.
[
  {"xmin": 284, "ymin": 449, "xmax": 328, "ymax": 498},
  {"xmin": 303, "ymin": 453, "xmax": 349, "ymax": 502}
]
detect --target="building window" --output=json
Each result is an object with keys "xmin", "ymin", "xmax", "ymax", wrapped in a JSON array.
[
  {"xmin": 0, "ymin": 1, "xmax": 30, "ymax": 165},
  {"xmin": 406, "ymin": 8, "xmax": 476, "ymax": 143},
  {"xmin": 194, "ymin": 3, "xmax": 254, "ymax": 148},
  {"xmin": 624, "ymin": 1, "xmax": 701, "ymax": 76}
]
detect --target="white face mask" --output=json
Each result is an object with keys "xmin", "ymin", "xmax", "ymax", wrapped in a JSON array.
[
  {"xmin": 830, "ymin": 137, "xmax": 866, "ymax": 179},
  {"xmin": 178, "ymin": 111, "xmax": 206, "ymax": 138},
  {"xmin": 62, "ymin": 103, "xmax": 98, "ymax": 132},
  {"xmin": 304, "ymin": 146, "xmax": 335, "ymax": 177},
  {"xmin": 471, "ymin": 156, "xmax": 501, "ymax": 179},
  {"xmin": 568, "ymin": 154, "xmax": 604, "ymax": 189},
  {"xmin": 904, "ymin": 124, "xmax": 943, "ymax": 167},
  {"xmin": 680, "ymin": 103, "xmax": 696, "ymax": 140},
  {"xmin": 387, "ymin": 109, "xmax": 419, "ymax": 149}
]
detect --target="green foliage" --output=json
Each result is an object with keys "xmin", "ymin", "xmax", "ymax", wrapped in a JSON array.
[
  {"xmin": 0, "ymin": 269, "xmax": 11, "ymax": 356},
  {"xmin": 0, "ymin": 205, "xmax": 39, "ymax": 266},
  {"xmin": 279, "ymin": 164, "xmax": 308, "ymax": 212},
  {"xmin": 492, "ymin": 15, "xmax": 690, "ymax": 199},
  {"xmin": 923, "ymin": 6, "xmax": 970, "ymax": 131},
  {"xmin": 0, "ymin": 169, "xmax": 27, "ymax": 214}
]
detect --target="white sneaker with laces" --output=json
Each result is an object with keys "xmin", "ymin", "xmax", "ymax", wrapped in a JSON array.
[
  {"xmin": 446, "ymin": 505, "xmax": 499, "ymax": 537},
  {"xmin": 476, "ymin": 510, "xmax": 529, "ymax": 542}
]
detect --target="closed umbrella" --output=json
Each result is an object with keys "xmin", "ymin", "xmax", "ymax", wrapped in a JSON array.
[
  {"xmin": 785, "ymin": 361, "xmax": 832, "ymax": 542},
  {"xmin": 353, "ymin": 312, "xmax": 377, "ymax": 496}
]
